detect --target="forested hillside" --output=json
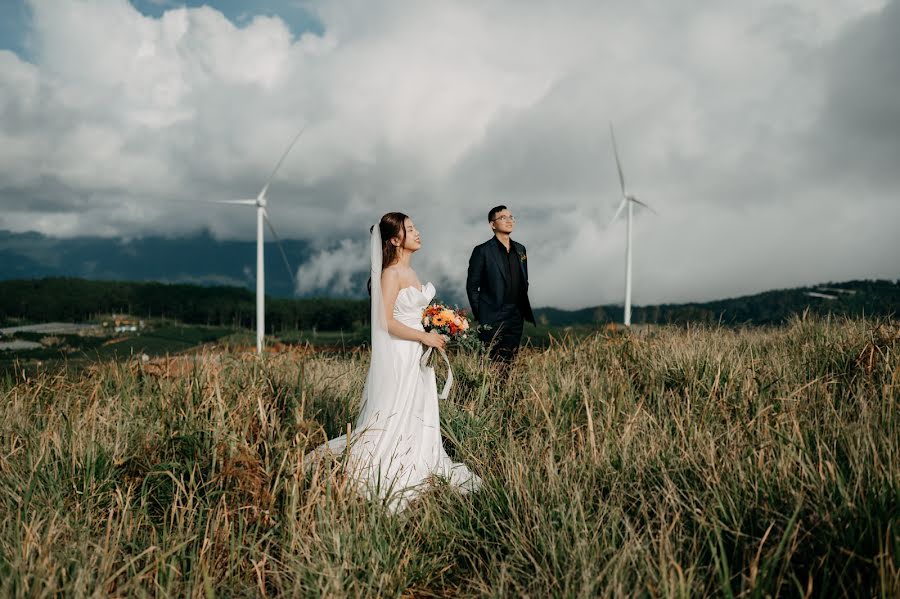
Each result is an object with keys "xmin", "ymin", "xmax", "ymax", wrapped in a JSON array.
[
  {"xmin": 1, "ymin": 278, "xmax": 897, "ymax": 331},
  {"xmin": 0, "ymin": 278, "xmax": 366, "ymax": 332},
  {"xmin": 576, "ymin": 280, "xmax": 900, "ymax": 326}
]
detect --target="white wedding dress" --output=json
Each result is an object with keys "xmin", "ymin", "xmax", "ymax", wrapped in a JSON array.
[{"xmin": 304, "ymin": 227, "xmax": 482, "ymax": 512}]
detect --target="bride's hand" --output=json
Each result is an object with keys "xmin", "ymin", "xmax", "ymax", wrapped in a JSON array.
[{"xmin": 421, "ymin": 331, "xmax": 447, "ymax": 350}]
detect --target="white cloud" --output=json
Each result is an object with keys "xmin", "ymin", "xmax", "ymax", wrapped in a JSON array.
[
  {"xmin": 0, "ymin": 0, "xmax": 898, "ymax": 308},
  {"xmin": 295, "ymin": 238, "xmax": 367, "ymax": 295}
]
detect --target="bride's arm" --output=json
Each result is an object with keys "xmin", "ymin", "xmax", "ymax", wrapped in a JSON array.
[{"xmin": 381, "ymin": 269, "xmax": 446, "ymax": 349}]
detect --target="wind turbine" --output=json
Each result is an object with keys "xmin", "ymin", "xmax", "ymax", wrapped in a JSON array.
[
  {"xmin": 608, "ymin": 123, "xmax": 656, "ymax": 327},
  {"xmin": 209, "ymin": 127, "xmax": 306, "ymax": 354}
]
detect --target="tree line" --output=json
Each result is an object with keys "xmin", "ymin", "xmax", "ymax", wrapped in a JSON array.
[
  {"xmin": 0, "ymin": 278, "xmax": 368, "ymax": 332},
  {"xmin": 2, "ymin": 277, "xmax": 897, "ymax": 331}
]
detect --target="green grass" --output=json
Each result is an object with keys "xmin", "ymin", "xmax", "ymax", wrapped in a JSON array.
[
  {"xmin": 0, "ymin": 325, "xmax": 237, "ymax": 375},
  {"xmin": 85, "ymin": 325, "xmax": 236, "ymax": 359},
  {"xmin": 0, "ymin": 317, "xmax": 897, "ymax": 596},
  {"xmin": 275, "ymin": 328, "xmax": 370, "ymax": 349}
]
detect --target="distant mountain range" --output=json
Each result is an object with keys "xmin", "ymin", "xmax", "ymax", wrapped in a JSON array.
[
  {"xmin": 1, "ymin": 230, "xmax": 898, "ymax": 326},
  {"xmin": 0, "ymin": 229, "xmax": 310, "ymax": 298}
]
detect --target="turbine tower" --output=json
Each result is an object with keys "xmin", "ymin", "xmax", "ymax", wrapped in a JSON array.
[
  {"xmin": 608, "ymin": 123, "xmax": 655, "ymax": 327},
  {"xmin": 209, "ymin": 127, "xmax": 305, "ymax": 354}
]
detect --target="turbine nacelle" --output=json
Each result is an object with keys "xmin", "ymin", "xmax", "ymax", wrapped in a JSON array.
[
  {"xmin": 629, "ymin": 196, "xmax": 655, "ymax": 213},
  {"xmin": 608, "ymin": 196, "xmax": 655, "ymax": 228},
  {"xmin": 256, "ymin": 184, "xmax": 270, "ymax": 206}
]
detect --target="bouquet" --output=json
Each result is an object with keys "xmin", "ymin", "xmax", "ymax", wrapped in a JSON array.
[
  {"xmin": 422, "ymin": 302, "xmax": 482, "ymax": 352},
  {"xmin": 420, "ymin": 302, "xmax": 482, "ymax": 399}
]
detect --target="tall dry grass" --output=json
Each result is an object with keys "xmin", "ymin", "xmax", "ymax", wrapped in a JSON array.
[{"xmin": 0, "ymin": 317, "xmax": 897, "ymax": 597}]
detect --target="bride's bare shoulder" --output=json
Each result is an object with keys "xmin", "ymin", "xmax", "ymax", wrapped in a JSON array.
[
  {"xmin": 381, "ymin": 266, "xmax": 401, "ymax": 285},
  {"xmin": 382, "ymin": 264, "xmax": 417, "ymax": 287}
]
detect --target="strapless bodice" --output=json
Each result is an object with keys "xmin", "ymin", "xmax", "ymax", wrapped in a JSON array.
[{"xmin": 393, "ymin": 282, "xmax": 436, "ymax": 329}]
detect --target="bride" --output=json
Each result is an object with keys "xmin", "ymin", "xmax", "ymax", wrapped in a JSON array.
[{"xmin": 304, "ymin": 212, "xmax": 482, "ymax": 512}]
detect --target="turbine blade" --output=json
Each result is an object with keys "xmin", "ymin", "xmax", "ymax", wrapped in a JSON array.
[
  {"xmin": 630, "ymin": 197, "xmax": 658, "ymax": 215},
  {"xmin": 207, "ymin": 199, "xmax": 257, "ymax": 205},
  {"xmin": 262, "ymin": 209, "xmax": 296, "ymax": 286},
  {"xmin": 608, "ymin": 198, "xmax": 628, "ymax": 228},
  {"xmin": 609, "ymin": 122, "xmax": 626, "ymax": 195},
  {"xmin": 161, "ymin": 198, "xmax": 257, "ymax": 206},
  {"xmin": 259, "ymin": 125, "xmax": 308, "ymax": 197}
]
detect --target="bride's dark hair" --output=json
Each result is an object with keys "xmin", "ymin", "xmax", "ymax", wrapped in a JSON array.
[
  {"xmin": 377, "ymin": 212, "xmax": 409, "ymax": 269},
  {"xmin": 367, "ymin": 211, "xmax": 409, "ymax": 295}
]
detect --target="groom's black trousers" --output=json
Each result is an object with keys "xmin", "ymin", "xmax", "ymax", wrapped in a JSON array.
[{"xmin": 479, "ymin": 303, "xmax": 525, "ymax": 365}]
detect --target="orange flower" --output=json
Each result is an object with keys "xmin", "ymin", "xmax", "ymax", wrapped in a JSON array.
[{"xmin": 422, "ymin": 303, "xmax": 473, "ymax": 338}]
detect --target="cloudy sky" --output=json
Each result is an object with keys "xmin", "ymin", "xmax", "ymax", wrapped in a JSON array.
[{"xmin": 1, "ymin": 0, "xmax": 898, "ymax": 309}]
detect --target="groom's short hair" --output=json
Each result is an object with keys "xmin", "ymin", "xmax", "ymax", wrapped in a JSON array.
[{"xmin": 488, "ymin": 205, "xmax": 507, "ymax": 222}]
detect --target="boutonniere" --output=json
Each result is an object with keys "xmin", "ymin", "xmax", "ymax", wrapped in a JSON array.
[{"xmin": 520, "ymin": 253, "xmax": 527, "ymax": 263}]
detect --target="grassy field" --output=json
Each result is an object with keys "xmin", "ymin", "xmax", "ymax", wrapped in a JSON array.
[
  {"xmin": 0, "ymin": 321, "xmax": 573, "ymax": 380},
  {"xmin": 0, "ymin": 317, "xmax": 897, "ymax": 597},
  {"xmin": 0, "ymin": 325, "xmax": 238, "ymax": 377}
]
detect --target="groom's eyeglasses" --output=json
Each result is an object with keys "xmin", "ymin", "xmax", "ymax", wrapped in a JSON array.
[{"xmin": 492, "ymin": 215, "xmax": 516, "ymax": 222}]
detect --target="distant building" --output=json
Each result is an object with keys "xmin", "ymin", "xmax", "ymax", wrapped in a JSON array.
[{"xmin": 104, "ymin": 315, "xmax": 145, "ymax": 333}]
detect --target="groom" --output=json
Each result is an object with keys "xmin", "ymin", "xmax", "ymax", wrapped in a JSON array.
[{"xmin": 466, "ymin": 205, "xmax": 535, "ymax": 366}]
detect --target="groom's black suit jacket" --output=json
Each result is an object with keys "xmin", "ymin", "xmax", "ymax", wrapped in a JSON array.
[{"xmin": 466, "ymin": 237, "xmax": 535, "ymax": 326}]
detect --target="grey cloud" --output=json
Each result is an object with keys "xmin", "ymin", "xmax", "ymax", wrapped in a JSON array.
[
  {"xmin": 813, "ymin": 0, "xmax": 900, "ymax": 188},
  {"xmin": 1, "ymin": 0, "xmax": 898, "ymax": 309}
]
